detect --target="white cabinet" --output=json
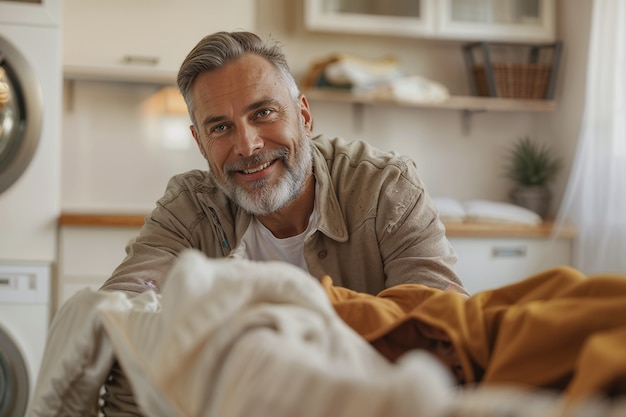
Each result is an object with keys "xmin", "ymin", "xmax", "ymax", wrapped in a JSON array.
[
  {"xmin": 57, "ymin": 226, "xmax": 141, "ymax": 309},
  {"xmin": 449, "ymin": 236, "xmax": 572, "ymax": 295},
  {"xmin": 63, "ymin": 0, "xmax": 256, "ymax": 82},
  {"xmin": 304, "ymin": 0, "xmax": 435, "ymax": 38},
  {"xmin": 304, "ymin": 0, "xmax": 555, "ymax": 43},
  {"xmin": 438, "ymin": 0, "xmax": 555, "ymax": 42}
]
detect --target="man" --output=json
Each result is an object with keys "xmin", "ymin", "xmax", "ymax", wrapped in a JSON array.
[{"xmin": 99, "ymin": 31, "xmax": 466, "ymax": 415}]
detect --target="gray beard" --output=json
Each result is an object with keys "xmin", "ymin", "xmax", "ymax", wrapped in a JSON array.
[{"xmin": 214, "ymin": 139, "xmax": 313, "ymax": 216}]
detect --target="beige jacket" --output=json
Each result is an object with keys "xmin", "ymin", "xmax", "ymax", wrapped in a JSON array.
[
  {"xmin": 99, "ymin": 135, "xmax": 464, "ymax": 416},
  {"xmin": 101, "ymin": 135, "xmax": 464, "ymax": 296}
]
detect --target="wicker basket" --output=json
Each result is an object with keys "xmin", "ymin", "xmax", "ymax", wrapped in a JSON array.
[{"xmin": 473, "ymin": 63, "xmax": 552, "ymax": 99}]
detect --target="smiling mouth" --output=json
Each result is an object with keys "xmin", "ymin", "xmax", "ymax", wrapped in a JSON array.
[{"xmin": 241, "ymin": 161, "xmax": 273, "ymax": 174}]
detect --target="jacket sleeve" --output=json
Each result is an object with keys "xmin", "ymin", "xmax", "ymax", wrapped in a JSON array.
[
  {"xmin": 376, "ymin": 157, "xmax": 468, "ymax": 295},
  {"xmin": 99, "ymin": 171, "xmax": 227, "ymax": 294},
  {"xmin": 98, "ymin": 214, "xmax": 188, "ymax": 294}
]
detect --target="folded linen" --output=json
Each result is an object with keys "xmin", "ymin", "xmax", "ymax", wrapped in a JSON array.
[{"xmin": 433, "ymin": 197, "xmax": 542, "ymax": 225}]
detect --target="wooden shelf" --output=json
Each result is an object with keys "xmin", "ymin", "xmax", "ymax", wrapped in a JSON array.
[
  {"xmin": 64, "ymin": 64, "xmax": 177, "ymax": 85},
  {"xmin": 302, "ymin": 88, "xmax": 556, "ymax": 112}
]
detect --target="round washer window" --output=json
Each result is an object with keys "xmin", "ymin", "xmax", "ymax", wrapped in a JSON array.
[
  {"xmin": 0, "ymin": 329, "xmax": 30, "ymax": 417},
  {"xmin": 0, "ymin": 34, "xmax": 43, "ymax": 194}
]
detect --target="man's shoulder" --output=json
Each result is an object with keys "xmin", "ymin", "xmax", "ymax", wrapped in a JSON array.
[
  {"xmin": 311, "ymin": 134, "xmax": 415, "ymax": 174},
  {"xmin": 166, "ymin": 169, "xmax": 216, "ymax": 191},
  {"xmin": 312, "ymin": 134, "xmax": 376, "ymax": 156},
  {"xmin": 158, "ymin": 169, "xmax": 225, "ymax": 206}
]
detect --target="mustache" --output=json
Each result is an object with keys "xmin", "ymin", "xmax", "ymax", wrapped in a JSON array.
[{"xmin": 224, "ymin": 148, "xmax": 289, "ymax": 174}]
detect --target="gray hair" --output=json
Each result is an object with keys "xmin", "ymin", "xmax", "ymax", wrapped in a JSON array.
[{"xmin": 176, "ymin": 31, "xmax": 300, "ymax": 126}]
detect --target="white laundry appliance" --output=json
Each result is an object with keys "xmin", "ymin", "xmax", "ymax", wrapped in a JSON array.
[
  {"xmin": 0, "ymin": 263, "xmax": 50, "ymax": 416},
  {"xmin": 0, "ymin": 0, "xmax": 61, "ymax": 415}
]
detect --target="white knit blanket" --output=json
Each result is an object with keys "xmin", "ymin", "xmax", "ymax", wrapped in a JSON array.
[{"xmin": 25, "ymin": 250, "xmax": 452, "ymax": 417}]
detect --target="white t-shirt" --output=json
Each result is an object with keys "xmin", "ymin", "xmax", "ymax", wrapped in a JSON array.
[{"xmin": 241, "ymin": 205, "xmax": 319, "ymax": 272}]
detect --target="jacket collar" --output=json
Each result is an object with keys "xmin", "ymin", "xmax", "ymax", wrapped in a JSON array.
[
  {"xmin": 311, "ymin": 141, "xmax": 349, "ymax": 243},
  {"xmin": 200, "ymin": 139, "xmax": 350, "ymax": 245}
]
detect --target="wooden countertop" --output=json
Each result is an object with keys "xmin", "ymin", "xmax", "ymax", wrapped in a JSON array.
[
  {"xmin": 443, "ymin": 220, "xmax": 577, "ymax": 238},
  {"xmin": 59, "ymin": 213, "xmax": 147, "ymax": 227},
  {"xmin": 58, "ymin": 213, "xmax": 577, "ymax": 239}
]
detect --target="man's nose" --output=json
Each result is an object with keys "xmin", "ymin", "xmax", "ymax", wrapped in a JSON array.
[{"xmin": 233, "ymin": 124, "xmax": 263, "ymax": 157}]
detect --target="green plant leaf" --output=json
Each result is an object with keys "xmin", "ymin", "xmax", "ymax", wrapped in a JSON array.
[{"xmin": 504, "ymin": 136, "xmax": 562, "ymax": 186}]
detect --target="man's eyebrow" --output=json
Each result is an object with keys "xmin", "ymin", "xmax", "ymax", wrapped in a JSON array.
[
  {"xmin": 201, "ymin": 114, "xmax": 228, "ymax": 128},
  {"xmin": 200, "ymin": 99, "xmax": 280, "ymax": 128},
  {"xmin": 246, "ymin": 98, "xmax": 279, "ymax": 112}
]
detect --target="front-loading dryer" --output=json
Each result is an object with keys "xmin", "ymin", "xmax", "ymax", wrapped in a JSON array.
[
  {"xmin": 0, "ymin": 4, "xmax": 63, "ymax": 262},
  {"xmin": 0, "ymin": 0, "xmax": 61, "ymax": 415},
  {"xmin": 0, "ymin": 0, "xmax": 61, "ymax": 263}
]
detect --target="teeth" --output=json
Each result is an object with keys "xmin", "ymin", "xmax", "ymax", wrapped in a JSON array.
[{"xmin": 242, "ymin": 162, "xmax": 271, "ymax": 174}]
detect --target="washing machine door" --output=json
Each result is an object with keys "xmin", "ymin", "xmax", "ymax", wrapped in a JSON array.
[
  {"xmin": 0, "ymin": 33, "xmax": 43, "ymax": 194},
  {"xmin": 0, "ymin": 328, "xmax": 29, "ymax": 417}
]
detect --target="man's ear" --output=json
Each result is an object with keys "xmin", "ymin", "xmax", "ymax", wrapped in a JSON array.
[
  {"xmin": 299, "ymin": 94, "xmax": 314, "ymax": 135},
  {"xmin": 190, "ymin": 125, "xmax": 208, "ymax": 160}
]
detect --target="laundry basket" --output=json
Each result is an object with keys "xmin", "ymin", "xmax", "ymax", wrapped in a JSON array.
[
  {"xmin": 473, "ymin": 62, "xmax": 552, "ymax": 99},
  {"xmin": 463, "ymin": 42, "xmax": 562, "ymax": 100}
]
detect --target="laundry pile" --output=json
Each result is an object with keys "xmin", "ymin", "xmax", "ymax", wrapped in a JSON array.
[{"xmin": 302, "ymin": 53, "xmax": 450, "ymax": 103}]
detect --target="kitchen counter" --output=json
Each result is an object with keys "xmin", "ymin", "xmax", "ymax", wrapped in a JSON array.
[
  {"xmin": 57, "ymin": 212, "xmax": 578, "ymax": 302},
  {"xmin": 59, "ymin": 213, "xmax": 146, "ymax": 227},
  {"xmin": 58, "ymin": 213, "xmax": 578, "ymax": 238}
]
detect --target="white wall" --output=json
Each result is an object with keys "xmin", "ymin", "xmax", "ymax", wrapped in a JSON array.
[
  {"xmin": 542, "ymin": 0, "xmax": 593, "ymax": 212},
  {"xmin": 62, "ymin": 81, "xmax": 206, "ymax": 212},
  {"xmin": 61, "ymin": 0, "xmax": 592, "ymax": 216}
]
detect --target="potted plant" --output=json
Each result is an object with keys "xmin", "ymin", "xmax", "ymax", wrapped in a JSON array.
[{"xmin": 504, "ymin": 136, "xmax": 562, "ymax": 219}]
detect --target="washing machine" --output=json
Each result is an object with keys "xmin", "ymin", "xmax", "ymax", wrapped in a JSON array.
[
  {"xmin": 0, "ymin": 0, "xmax": 61, "ymax": 415},
  {"xmin": 0, "ymin": 263, "xmax": 50, "ymax": 417}
]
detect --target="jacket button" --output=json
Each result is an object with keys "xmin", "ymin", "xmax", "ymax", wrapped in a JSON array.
[{"xmin": 317, "ymin": 250, "xmax": 327, "ymax": 259}]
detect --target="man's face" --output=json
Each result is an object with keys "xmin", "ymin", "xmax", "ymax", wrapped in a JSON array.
[{"xmin": 189, "ymin": 54, "xmax": 314, "ymax": 216}]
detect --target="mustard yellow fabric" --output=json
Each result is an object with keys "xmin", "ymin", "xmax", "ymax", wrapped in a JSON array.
[{"xmin": 322, "ymin": 266, "xmax": 626, "ymax": 401}]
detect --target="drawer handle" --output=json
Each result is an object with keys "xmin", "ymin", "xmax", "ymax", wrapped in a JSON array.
[
  {"xmin": 492, "ymin": 246, "xmax": 527, "ymax": 258},
  {"xmin": 122, "ymin": 55, "xmax": 160, "ymax": 66}
]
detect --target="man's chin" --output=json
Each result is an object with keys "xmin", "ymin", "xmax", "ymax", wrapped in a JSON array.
[
  {"xmin": 227, "ymin": 187, "xmax": 272, "ymax": 214},
  {"xmin": 236, "ymin": 188, "xmax": 296, "ymax": 216}
]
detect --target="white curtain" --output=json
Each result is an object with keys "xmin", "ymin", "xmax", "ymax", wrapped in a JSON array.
[{"xmin": 556, "ymin": 0, "xmax": 626, "ymax": 274}]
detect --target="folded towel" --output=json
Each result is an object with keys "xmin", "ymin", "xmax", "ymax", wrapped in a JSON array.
[{"xmin": 433, "ymin": 198, "xmax": 542, "ymax": 225}]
